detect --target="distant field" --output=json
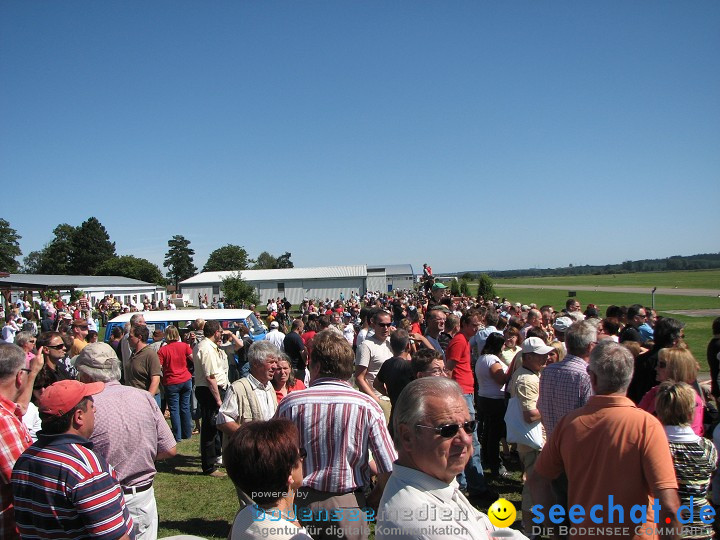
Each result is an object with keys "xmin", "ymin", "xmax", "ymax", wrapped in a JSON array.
[
  {"xmin": 490, "ymin": 286, "xmax": 717, "ymax": 370},
  {"xmin": 492, "ymin": 287, "xmax": 719, "ymax": 312},
  {"xmin": 493, "ymin": 269, "xmax": 720, "ymax": 289}
]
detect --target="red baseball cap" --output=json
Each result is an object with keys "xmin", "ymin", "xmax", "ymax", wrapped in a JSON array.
[{"xmin": 39, "ymin": 380, "xmax": 105, "ymax": 417}]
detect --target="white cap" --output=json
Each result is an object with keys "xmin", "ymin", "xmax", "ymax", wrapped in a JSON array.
[{"xmin": 521, "ymin": 337, "xmax": 553, "ymax": 355}]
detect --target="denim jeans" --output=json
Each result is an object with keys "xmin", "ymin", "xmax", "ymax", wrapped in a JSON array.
[
  {"xmin": 165, "ymin": 379, "xmax": 193, "ymax": 441},
  {"xmin": 457, "ymin": 393, "xmax": 488, "ymax": 494}
]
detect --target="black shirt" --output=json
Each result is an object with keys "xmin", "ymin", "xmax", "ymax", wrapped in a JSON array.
[{"xmin": 283, "ymin": 332, "xmax": 306, "ymax": 370}]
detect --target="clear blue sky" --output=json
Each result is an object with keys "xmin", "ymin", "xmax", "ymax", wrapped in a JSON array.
[{"xmin": 2, "ymin": 1, "xmax": 719, "ymax": 274}]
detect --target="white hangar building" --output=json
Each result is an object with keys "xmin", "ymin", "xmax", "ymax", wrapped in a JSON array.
[{"xmin": 179, "ymin": 264, "xmax": 415, "ymax": 305}]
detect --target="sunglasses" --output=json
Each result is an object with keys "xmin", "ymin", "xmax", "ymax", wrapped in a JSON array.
[
  {"xmin": 416, "ymin": 420, "xmax": 478, "ymax": 438},
  {"xmin": 46, "ymin": 343, "xmax": 67, "ymax": 350},
  {"xmin": 376, "ymin": 322, "xmax": 393, "ymax": 328}
]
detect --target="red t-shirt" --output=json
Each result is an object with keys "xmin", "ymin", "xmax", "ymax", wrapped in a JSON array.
[
  {"xmin": 157, "ymin": 341, "xmax": 193, "ymax": 385},
  {"xmin": 446, "ymin": 333, "xmax": 474, "ymax": 394},
  {"xmin": 274, "ymin": 379, "xmax": 307, "ymax": 403}
]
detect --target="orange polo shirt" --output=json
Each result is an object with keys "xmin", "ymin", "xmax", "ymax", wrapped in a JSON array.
[{"xmin": 535, "ymin": 395, "xmax": 678, "ymax": 540}]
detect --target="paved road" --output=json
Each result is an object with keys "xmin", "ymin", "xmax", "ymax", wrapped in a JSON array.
[{"xmin": 496, "ymin": 284, "xmax": 720, "ymax": 297}]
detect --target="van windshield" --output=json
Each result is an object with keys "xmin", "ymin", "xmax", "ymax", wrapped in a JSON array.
[{"xmin": 245, "ymin": 312, "xmax": 265, "ymax": 336}]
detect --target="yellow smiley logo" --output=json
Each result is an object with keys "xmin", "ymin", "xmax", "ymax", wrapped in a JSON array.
[{"xmin": 487, "ymin": 498, "xmax": 517, "ymax": 528}]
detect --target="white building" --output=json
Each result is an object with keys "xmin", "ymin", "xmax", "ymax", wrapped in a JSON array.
[
  {"xmin": 179, "ymin": 263, "xmax": 415, "ymax": 305},
  {"xmin": 0, "ymin": 274, "xmax": 166, "ymax": 308},
  {"xmin": 367, "ymin": 264, "xmax": 415, "ymax": 293}
]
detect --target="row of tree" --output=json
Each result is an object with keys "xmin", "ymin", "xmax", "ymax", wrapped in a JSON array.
[
  {"xmin": 459, "ymin": 252, "xmax": 720, "ymax": 279},
  {"xmin": 0, "ymin": 218, "xmax": 293, "ymax": 287}
]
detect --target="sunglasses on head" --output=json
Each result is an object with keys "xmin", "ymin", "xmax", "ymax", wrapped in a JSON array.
[{"xmin": 416, "ymin": 420, "xmax": 478, "ymax": 438}]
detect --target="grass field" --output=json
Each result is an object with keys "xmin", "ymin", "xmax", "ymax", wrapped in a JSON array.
[
  {"xmin": 494, "ymin": 269, "xmax": 720, "ymax": 289},
  {"xmin": 155, "ymin": 434, "xmax": 526, "ymax": 539}
]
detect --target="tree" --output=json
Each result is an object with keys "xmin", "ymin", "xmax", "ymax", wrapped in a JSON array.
[
  {"xmin": 97, "ymin": 255, "xmax": 166, "ymax": 285},
  {"xmin": 450, "ymin": 278, "xmax": 460, "ymax": 296},
  {"xmin": 0, "ymin": 218, "xmax": 22, "ymax": 272},
  {"xmin": 276, "ymin": 252, "xmax": 294, "ymax": 269},
  {"xmin": 203, "ymin": 244, "xmax": 250, "ymax": 272},
  {"xmin": 21, "ymin": 250, "xmax": 43, "ymax": 274},
  {"xmin": 252, "ymin": 251, "xmax": 277, "ymax": 270},
  {"xmin": 252, "ymin": 251, "xmax": 294, "ymax": 270},
  {"xmin": 37, "ymin": 224, "xmax": 77, "ymax": 274},
  {"xmin": 70, "ymin": 217, "xmax": 116, "ymax": 275},
  {"xmin": 476, "ymin": 273, "xmax": 496, "ymax": 301},
  {"xmin": 222, "ymin": 272, "xmax": 259, "ymax": 307},
  {"xmin": 460, "ymin": 279, "xmax": 470, "ymax": 296},
  {"xmin": 164, "ymin": 235, "xmax": 196, "ymax": 288}
]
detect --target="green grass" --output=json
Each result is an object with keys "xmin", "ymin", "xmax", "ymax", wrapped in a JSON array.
[
  {"xmin": 492, "ymin": 287, "xmax": 720, "ymax": 312},
  {"xmin": 156, "ymin": 436, "xmax": 237, "ymax": 539},
  {"xmin": 154, "ymin": 434, "xmax": 527, "ymax": 538},
  {"xmin": 493, "ymin": 269, "xmax": 720, "ymax": 289}
]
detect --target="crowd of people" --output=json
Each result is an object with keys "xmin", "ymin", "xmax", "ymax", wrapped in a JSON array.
[{"xmin": 2, "ymin": 277, "xmax": 720, "ymax": 540}]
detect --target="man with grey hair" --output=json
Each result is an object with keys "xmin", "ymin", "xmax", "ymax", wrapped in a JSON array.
[
  {"xmin": 216, "ymin": 340, "xmax": 279, "ymax": 436},
  {"xmin": 0, "ymin": 343, "xmax": 42, "ymax": 540},
  {"xmin": 532, "ymin": 341, "xmax": 681, "ymax": 539},
  {"xmin": 120, "ymin": 312, "xmax": 146, "ymax": 367},
  {"xmin": 75, "ymin": 342, "xmax": 176, "ymax": 540},
  {"xmin": 377, "ymin": 377, "xmax": 527, "ymax": 539},
  {"xmin": 537, "ymin": 320, "xmax": 597, "ymax": 438}
]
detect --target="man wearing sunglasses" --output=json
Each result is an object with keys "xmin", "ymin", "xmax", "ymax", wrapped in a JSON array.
[
  {"xmin": 377, "ymin": 377, "xmax": 527, "ymax": 539},
  {"xmin": 33, "ymin": 332, "xmax": 77, "ymax": 402},
  {"xmin": 355, "ymin": 310, "xmax": 394, "ymax": 419}
]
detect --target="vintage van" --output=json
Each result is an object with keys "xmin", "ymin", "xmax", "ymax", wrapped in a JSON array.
[{"xmin": 103, "ymin": 308, "xmax": 267, "ymax": 342}]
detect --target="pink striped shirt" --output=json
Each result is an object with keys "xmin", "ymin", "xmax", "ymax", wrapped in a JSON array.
[{"xmin": 276, "ymin": 378, "xmax": 397, "ymax": 494}]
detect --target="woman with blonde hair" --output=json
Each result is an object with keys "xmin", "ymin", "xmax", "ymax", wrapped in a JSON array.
[
  {"xmin": 638, "ymin": 345, "xmax": 704, "ymax": 435},
  {"xmin": 656, "ymin": 381, "xmax": 717, "ymax": 540},
  {"xmin": 157, "ymin": 325, "xmax": 194, "ymax": 441},
  {"xmin": 548, "ymin": 341, "xmax": 565, "ymax": 364}
]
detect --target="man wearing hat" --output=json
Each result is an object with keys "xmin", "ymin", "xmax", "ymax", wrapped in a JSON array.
[
  {"xmin": 11, "ymin": 379, "xmax": 134, "ymax": 540},
  {"xmin": 507, "ymin": 337, "xmax": 553, "ymax": 532},
  {"xmin": 0, "ymin": 344, "xmax": 42, "ymax": 540},
  {"xmin": 69, "ymin": 318, "xmax": 89, "ymax": 357},
  {"xmin": 264, "ymin": 320, "xmax": 285, "ymax": 351},
  {"xmin": 427, "ymin": 281, "xmax": 447, "ymax": 310},
  {"xmin": 75, "ymin": 343, "xmax": 176, "ymax": 540}
]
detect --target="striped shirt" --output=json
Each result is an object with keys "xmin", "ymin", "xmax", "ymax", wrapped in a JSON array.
[
  {"xmin": 11, "ymin": 433, "xmax": 134, "ymax": 540},
  {"xmin": 1, "ymin": 396, "xmax": 33, "ymax": 540},
  {"xmin": 537, "ymin": 354, "xmax": 592, "ymax": 438},
  {"xmin": 276, "ymin": 378, "xmax": 397, "ymax": 493}
]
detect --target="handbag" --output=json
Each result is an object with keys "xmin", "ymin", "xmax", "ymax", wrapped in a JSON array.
[{"xmin": 504, "ymin": 396, "xmax": 544, "ymax": 450}]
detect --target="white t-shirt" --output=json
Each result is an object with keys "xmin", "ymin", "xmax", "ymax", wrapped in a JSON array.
[
  {"xmin": 355, "ymin": 335, "xmax": 393, "ymax": 398},
  {"xmin": 475, "ymin": 354, "xmax": 507, "ymax": 399}
]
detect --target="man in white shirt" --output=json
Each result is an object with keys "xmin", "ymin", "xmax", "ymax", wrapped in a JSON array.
[
  {"xmin": 217, "ymin": 341, "xmax": 279, "ymax": 436},
  {"xmin": 377, "ymin": 377, "xmax": 527, "ymax": 540},
  {"xmin": 193, "ymin": 320, "xmax": 229, "ymax": 477},
  {"xmin": 354, "ymin": 311, "xmax": 393, "ymax": 418},
  {"xmin": 264, "ymin": 321, "xmax": 285, "ymax": 351}
]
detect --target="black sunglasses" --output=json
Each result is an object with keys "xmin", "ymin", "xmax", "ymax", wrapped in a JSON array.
[
  {"xmin": 376, "ymin": 322, "xmax": 393, "ymax": 328},
  {"xmin": 46, "ymin": 343, "xmax": 67, "ymax": 350},
  {"xmin": 416, "ymin": 420, "xmax": 478, "ymax": 438}
]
